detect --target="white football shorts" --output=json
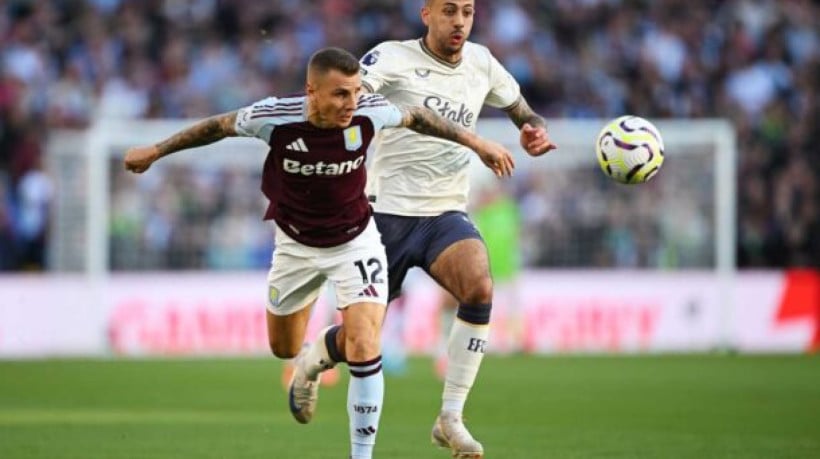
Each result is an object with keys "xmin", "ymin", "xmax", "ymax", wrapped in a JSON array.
[{"xmin": 266, "ymin": 218, "xmax": 389, "ymax": 316}]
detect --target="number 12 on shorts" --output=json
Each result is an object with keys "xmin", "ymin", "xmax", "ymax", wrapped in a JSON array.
[{"xmin": 354, "ymin": 258, "xmax": 385, "ymax": 284}]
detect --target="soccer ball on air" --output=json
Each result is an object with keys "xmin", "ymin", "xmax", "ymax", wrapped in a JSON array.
[{"xmin": 595, "ymin": 116, "xmax": 664, "ymax": 184}]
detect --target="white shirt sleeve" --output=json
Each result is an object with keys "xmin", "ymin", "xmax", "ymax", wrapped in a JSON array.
[
  {"xmin": 359, "ymin": 43, "xmax": 399, "ymax": 94},
  {"xmin": 234, "ymin": 96, "xmax": 279, "ymax": 142},
  {"xmin": 484, "ymin": 53, "xmax": 521, "ymax": 109},
  {"xmin": 357, "ymin": 94, "xmax": 403, "ymax": 130}
]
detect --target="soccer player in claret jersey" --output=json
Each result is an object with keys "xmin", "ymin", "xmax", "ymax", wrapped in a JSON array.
[
  {"xmin": 296, "ymin": 2, "xmax": 557, "ymax": 458},
  {"xmin": 123, "ymin": 47, "xmax": 514, "ymax": 459}
]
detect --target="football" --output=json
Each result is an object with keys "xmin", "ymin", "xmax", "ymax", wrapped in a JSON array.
[{"xmin": 595, "ymin": 116, "xmax": 665, "ymax": 184}]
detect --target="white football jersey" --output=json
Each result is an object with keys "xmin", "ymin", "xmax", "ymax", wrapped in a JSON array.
[{"xmin": 360, "ymin": 39, "xmax": 520, "ymax": 216}]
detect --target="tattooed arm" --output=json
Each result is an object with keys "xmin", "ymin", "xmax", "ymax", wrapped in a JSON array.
[
  {"xmin": 399, "ymin": 106, "xmax": 514, "ymax": 177},
  {"xmin": 124, "ymin": 111, "xmax": 238, "ymax": 173},
  {"xmin": 505, "ymin": 96, "xmax": 546, "ymax": 130},
  {"xmin": 504, "ymin": 95, "xmax": 557, "ymax": 157}
]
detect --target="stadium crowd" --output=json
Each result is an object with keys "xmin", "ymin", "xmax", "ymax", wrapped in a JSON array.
[{"xmin": 0, "ymin": 0, "xmax": 817, "ymax": 270}]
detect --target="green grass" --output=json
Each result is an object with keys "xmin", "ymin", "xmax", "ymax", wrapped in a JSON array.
[{"xmin": 1, "ymin": 355, "xmax": 819, "ymax": 458}]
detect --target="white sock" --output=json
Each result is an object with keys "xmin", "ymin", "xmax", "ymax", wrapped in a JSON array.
[
  {"xmin": 442, "ymin": 318, "xmax": 489, "ymax": 414},
  {"xmin": 303, "ymin": 325, "xmax": 341, "ymax": 380},
  {"xmin": 348, "ymin": 356, "xmax": 384, "ymax": 459},
  {"xmin": 437, "ymin": 307, "xmax": 455, "ymax": 360}
]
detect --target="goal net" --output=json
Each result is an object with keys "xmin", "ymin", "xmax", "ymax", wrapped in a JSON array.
[{"xmin": 46, "ymin": 118, "xmax": 736, "ymax": 275}]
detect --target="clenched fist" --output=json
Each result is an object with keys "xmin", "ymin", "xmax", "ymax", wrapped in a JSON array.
[{"xmin": 124, "ymin": 146, "xmax": 160, "ymax": 173}]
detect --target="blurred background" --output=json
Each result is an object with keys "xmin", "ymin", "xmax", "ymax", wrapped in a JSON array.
[
  {"xmin": 0, "ymin": 0, "xmax": 819, "ymax": 353},
  {"xmin": 0, "ymin": 2, "xmax": 818, "ymax": 459}
]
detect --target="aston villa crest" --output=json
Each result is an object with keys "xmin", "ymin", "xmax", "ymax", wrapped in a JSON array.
[
  {"xmin": 268, "ymin": 286, "xmax": 280, "ymax": 307},
  {"xmin": 343, "ymin": 126, "xmax": 362, "ymax": 151}
]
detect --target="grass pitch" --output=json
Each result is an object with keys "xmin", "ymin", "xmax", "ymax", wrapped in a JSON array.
[{"xmin": 1, "ymin": 355, "xmax": 818, "ymax": 458}]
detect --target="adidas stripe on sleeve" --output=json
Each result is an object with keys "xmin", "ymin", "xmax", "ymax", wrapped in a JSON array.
[
  {"xmin": 235, "ymin": 96, "xmax": 306, "ymax": 143},
  {"xmin": 356, "ymin": 93, "xmax": 402, "ymax": 130}
]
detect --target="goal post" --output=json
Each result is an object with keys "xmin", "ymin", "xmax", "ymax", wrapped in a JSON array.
[{"xmin": 33, "ymin": 116, "xmax": 764, "ymax": 354}]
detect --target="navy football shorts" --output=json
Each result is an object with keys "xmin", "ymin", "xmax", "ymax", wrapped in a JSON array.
[{"xmin": 373, "ymin": 211, "xmax": 483, "ymax": 302}]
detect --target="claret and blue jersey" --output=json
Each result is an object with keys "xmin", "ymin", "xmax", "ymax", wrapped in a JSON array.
[{"xmin": 234, "ymin": 93, "xmax": 402, "ymax": 248}]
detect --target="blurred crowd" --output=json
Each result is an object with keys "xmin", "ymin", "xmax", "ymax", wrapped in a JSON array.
[{"xmin": 0, "ymin": 0, "xmax": 817, "ymax": 271}]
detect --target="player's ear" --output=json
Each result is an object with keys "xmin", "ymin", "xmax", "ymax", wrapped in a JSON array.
[
  {"xmin": 305, "ymin": 66, "xmax": 320, "ymax": 95},
  {"xmin": 421, "ymin": 4, "xmax": 431, "ymax": 26}
]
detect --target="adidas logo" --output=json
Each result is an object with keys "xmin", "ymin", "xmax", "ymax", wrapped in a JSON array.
[
  {"xmin": 357, "ymin": 285, "xmax": 378, "ymax": 298},
  {"xmin": 355, "ymin": 425, "xmax": 377, "ymax": 436},
  {"xmin": 285, "ymin": 138, "xmax": 309, "ymax": 152}
]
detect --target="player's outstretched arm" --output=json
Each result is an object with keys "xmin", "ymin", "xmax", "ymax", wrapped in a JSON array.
[
  {"xmin": 504, "ymin": 96, "xmax": 557, "ymax": 157},
  {"xmin": 399, "ymin": 106, "xmax": 514, "ymax": 177},
  {"xmin": 124, "ymin": 111, "xmax": 238, "ymax": 173}
]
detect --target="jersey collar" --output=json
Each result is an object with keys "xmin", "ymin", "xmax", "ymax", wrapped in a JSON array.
[{"xmin": 418, "ymin": 38, "xmax": 462, "ymax": 69}]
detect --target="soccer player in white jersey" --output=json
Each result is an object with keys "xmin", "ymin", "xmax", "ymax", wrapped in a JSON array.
[
  {"xmin": 122, "ymin": 47, "xmax": 514, "ymax": 459},
  {"xmin": 295, "ymin": 2, "xmax": 556, "ymax": 458}
]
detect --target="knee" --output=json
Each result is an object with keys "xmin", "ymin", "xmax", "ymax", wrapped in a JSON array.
[
  {"xmin": 462, "ymin": 276, "xmax": 493, "ymax": 304},
  {"xmin": 345, "ymin": 330, "xmax": 381, "ymax": 362},
  {"xmin": 269, "ymin": 339, "xmax": 300, "ymax": 360}
]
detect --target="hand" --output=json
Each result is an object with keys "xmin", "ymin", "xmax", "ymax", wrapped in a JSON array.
[
  {"xmin": 124, "ymin": 145, "xmax": 160, "ymax": 173},
  {"xmin": 520, "ymin": 123, "xmax": 557, "ymax": 157},
  {"xmin": 475, "ymin": 139, "xmax": 515, "ymax": 178}
]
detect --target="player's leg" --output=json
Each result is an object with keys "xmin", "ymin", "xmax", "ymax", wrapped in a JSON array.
[
  {"xmin": 295, "ymin": 212, "xmax": 419, "ymax": 381},
  {"xmin": 283, "ymin": 307, "xmax": 331, "ymax": 425},
  {"xmin": 268, "ymin": 301, "xmax": 326, "ymax": 425},
  {"xmin": 266, "ymin": 305, "xmax": 315, "ymax": 359},
  {"xmin": 279, "ymin": 302, "xmax": 341, "ymax": 390},
  {"xmin": 289, "ymin": 301, "xmax": 387, "ymax": 456},
  {"xmin": 424, "ymin": 212, "xmax": 492, "ymax": 458},
  {"xmin": 329, "ymin": 219, "xmax": 389, "ymax": 459},
  {"xmin": 289, "ymin": 219, "xmax": 390, "ymax": 459},
  {"xmin": 266, "ymin": 251, "xmax": 326, "ymax": 359},
  {"xmin": 434, "ymin": 286, "xmax": 458, "ymax": 380},
  {"xmin": 265, "ymin": 239, "xmax": 327, "ymax": 423},
  {"xmin": 340, "ymin": 301, "xmax": 386, "ymax": 459}
]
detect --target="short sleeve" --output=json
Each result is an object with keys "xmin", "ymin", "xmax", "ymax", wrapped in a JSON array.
[
  {"xmin": 484, "ymin": 54, "xmax": 521, "ymax": 109},
  {"xmin": 234, "ymin": 96, "xmax": 279, "ymax": 142},
  {"xmin": 359, "ymin": 43, "xmax": 399, "ymax": 94},
  {"xmin": 357, "ymin": 94, "xmax": 403, "ymax": 130}
]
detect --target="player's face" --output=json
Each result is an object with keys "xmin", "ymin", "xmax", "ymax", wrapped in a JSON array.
[
  {"xmin": 307, "ymin": 69, "xmax": 361, "ymax": 129},
  {"xmin": 422, "ymin": 0, "xmax": 475, "ymax": 58}
]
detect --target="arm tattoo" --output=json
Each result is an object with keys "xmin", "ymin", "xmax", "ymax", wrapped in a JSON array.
[
  {"xmin": 155, "ymin": 112, "xmax": 238, "ymax": 157},
  {"xmin": 400, "ymin": 106, "xmax": 470, "ymax": 145},
  {"xmin": 504, "ymin": 96, "xmax": 546, "ymax": 130}
]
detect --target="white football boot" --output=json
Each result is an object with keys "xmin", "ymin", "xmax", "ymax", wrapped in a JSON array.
[
  {"xmin": 287, "ymin": 347, "xmax": 319, "ymax": 424},
  {"xmin": 431, "ymin": 411, "xmax": 484, "ymax": 458}
]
